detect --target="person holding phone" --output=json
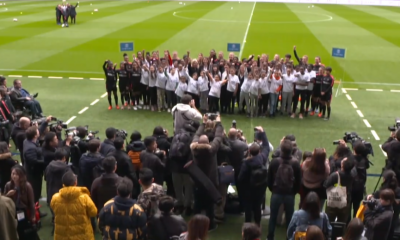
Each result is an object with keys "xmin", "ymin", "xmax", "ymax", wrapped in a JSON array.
[{"xmin": 171, "ymin": 94, "xmax": 202, "ymax": 134}]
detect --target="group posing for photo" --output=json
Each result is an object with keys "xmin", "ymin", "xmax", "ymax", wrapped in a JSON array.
[{"xmin": 102, "ymin": 46, "xmax": 334, "ymax": 120}]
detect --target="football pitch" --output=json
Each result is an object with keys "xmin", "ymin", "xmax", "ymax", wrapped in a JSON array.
[{"xmin": 1, "ymin": 0, "xmax": 400, "ymax": 239}]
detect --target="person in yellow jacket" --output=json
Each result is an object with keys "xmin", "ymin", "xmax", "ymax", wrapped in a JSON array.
[{"xmin": 51, "ymin": 171, "xmax": 97, "ymax": 240}]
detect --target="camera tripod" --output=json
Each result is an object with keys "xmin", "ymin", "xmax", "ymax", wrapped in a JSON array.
[{"xmin": 373, "ymin": 167, "xmax": 386, "ymax": 194}]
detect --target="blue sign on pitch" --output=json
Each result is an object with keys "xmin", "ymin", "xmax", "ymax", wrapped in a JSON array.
[
  {"xmin": 227, "ymin": 43, "xmax": 240, "ymax": 52},
  {"xmin": 120, "ymin": 42, "xmax": 134, "ymax": 52},
  {"xmin": 332, "ymin": 48, "xmax": 346, "ymax": 58}
]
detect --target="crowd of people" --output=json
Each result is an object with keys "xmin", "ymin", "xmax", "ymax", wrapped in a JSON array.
[
  {"xmin": 103, "ymin": 47, "xmax": 334, "ymax": 120},
  {"xmin": 55, "ymin": 2, "xmax": 79, "ymax": 27}
]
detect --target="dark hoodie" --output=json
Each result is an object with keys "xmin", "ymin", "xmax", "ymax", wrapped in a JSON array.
[
  {"xmin": 91, "ymin": 173, "xmax": 123, "ymax": 213},
  {"xmin": 98, "ymin": 196, "xmax": 147, "ymax": 240},
  {"xmin": 169, "ymin": 123, "xmax": 198, "ymax": 173},
  {"xmin": 45, "ymin": 160, "xmax": 71, "ymax": 204}
]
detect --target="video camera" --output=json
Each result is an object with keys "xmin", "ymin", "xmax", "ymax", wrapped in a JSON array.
[
  {"xmin": 116, "ymin": 129, "xmax": 128, "ymax": 140},
  {"xmin": 65, "ymin": 125, "xmax": 99, "ymax": 146},
  {"xmin": 388, "ymin": 118, "xmax": 400, "ymax": 132},
  {"xmin": 333, "ymin": 132, "xmax": 374, "ymax": 157},
  {"xmin": 48, "ymin": 117, "xmax": 68, "ymax": 132},
  {"xmin": 206, "ymin": 113, "xmax": 218, "ymax": 121},
  {"xmin": 363, "ymin": 198, "xmax": 379, "ymax": 210},
  {"xmin": 31, "ymin": 117, "xmax": 47, "ymax": 126}
]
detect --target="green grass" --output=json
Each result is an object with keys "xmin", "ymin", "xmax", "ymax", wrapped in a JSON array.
[{"xmin": 2, "ymin": 1, "xmax": 400, "ymax": 240}]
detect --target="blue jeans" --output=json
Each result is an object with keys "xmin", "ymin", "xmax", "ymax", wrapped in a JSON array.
[
  {"xmin": 267, "ymin": 193, "xmax": 295, "ymax": 240},
  {"xmin": 269, "ymin": 93, "xmax": 279, "ymax": 115}
]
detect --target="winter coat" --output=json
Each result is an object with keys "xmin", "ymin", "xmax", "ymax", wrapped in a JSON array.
[
  {"xmin": 0, "ymin": 152, "xmax": 17, "ymax": 192},
  {"xmin": 79, "ymin": 152, "xmax": 104, "ymax": 191},
  {"xmin": 91, "ymin": 173, "xmax": 123, "ymax": 214},
  {"xmin": 364, "ymin": 204, "xmax": 394, "ymax": 240},
  {"xmin": 148, "ymin": 212, "xmax": 187, "ymax": 240},
  {"xmin": 98, "ymin": 196, "xmax": 147, "ymax": 240},
  {"xmin": 50, "ymin": 186, "xmax": 97, "ymax": 240},
  {"xmin": 44, "ymin": 160, "xmax": 72, "ymax": 204},
  {"xmin": 140, "ymin": 150, "xmax": 165, "ymax": 185},
  {"xmin": 0, "ymin": 195, "xmax": 18, "ymax": 240},
  {"xmin": 287, "ymin": 209, "xmax": 332, "ymax": 240},
  {"xmin": 137, "ymin": 183, "xmax": 165, "ymax": 213},
  {"xmin": 100, "ymin": 139, "xmax": 116, "ymax": 157}
]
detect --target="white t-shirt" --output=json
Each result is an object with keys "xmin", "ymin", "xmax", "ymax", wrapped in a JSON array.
[
  {"xmin": 250, "ymin": 80, "xmax": 260, "ymax": 95},
  {"xmin": 148, "ymin": 73, "xmax": 157, "ymax": 87},
  {"xmin": 140, "ymin": 69, "xmax": 149, "ymax": 86},
  {"xmin": 282, "ymin": 74, "xmax": 296, "ymax": 92},
  {"xmin": 241, "ymin": 78, "xmax": 253, "ymax": 93},
  {"xmin": 227, "ymin": 75, "xmax": 240, "ymax": 92},
  {"xmin": 187, "ymin": 77, "xmax": 199, "ymax": 95},
  {"xmin": 156, "ymin": 72, "xmax": 167, "ymax": 89},
  {"xmin": 166, "ymin": 71, "xmax": 179, "ymax": 91},
  {"xmin": 175, "ymin": 82, "xmax": 187, "ymax": 97},
  {"xmin": 209, "ymin": 81, "xmax": 223, "ymax": 98},
  {"xmin": 307, "ymin": 70, "xmax": 316, "ymax": 91},
  {"xmin": 259, "ymin": 77, "xmax": 270, "ymax": 94},
  {"xmin": 295, "ymin": 73, "xmax": 310, "ymax": 90},
  {"xmin": 198, "ymin": 76, "xmax": 209, "ymax": 92}
]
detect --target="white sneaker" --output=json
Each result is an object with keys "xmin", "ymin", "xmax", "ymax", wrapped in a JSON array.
[
  {"xmin": 133, "ymin": 107, "xmax": 137, "ymax": 110},
  {"xmin": 167, "ymin": 108, "xmax": 171, "ymax": 113},
  {"xmin": 138, "ymin": 105, "xmax": 142, "ymax": 109},
  {"xmin": 139, "ymin": 100, "xmax": 143, "ymax": 105}
]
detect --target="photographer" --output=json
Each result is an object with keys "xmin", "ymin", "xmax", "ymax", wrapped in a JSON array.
[
  {"xmin": 140, "ymin": 136, "xmax": 166, "ymax": 185},
  {"xmin": 172, "ymin": 94, "xmax": 202, "ymax": 134},
  {"xmin": 11, "ymin": 117, "xmax": 31, "ymax": 165},
  {"xmin": 153, "ymin": 126, "xmax": 173, "ymax": 197},
  {"xmin": 100, "ymin": 127, "xmax": 116, "ymax": 157},
  {"xmin": 69, "ymin": 126, "xmax": 93, "ymax": 171},
  {"xmin": 272, "ymin": 134, "xmax": 302, "ymax": 161},
  {"xmin": 364, "ymin": 189, "xmax": 395, "ymax": 240},
  {"xmin": 79, "ymin": 139, "xmax": 104, "ymax": 191},
  {"xmin": 23, "ymin": 115, "xmax": 52, "ymax": 213},
  {"xmin": 383, "ymin": 130, "xmax": 400, "ymax": 183},
  {"xmin": 329, "ymin": 140, "xmax": 352, "ymax": 174},
  {"xmin": 42, "ymin": 130, "xmax": 72, "ymax": 169}
]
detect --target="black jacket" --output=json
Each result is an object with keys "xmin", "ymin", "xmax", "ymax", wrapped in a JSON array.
[
  {"xmin": 323, "ymin": 170, "xmax": 354, "ymax": 202},
  {"xmin": 91, "ymin": 173, "xmax": 123, "ymax": 213},
  {"xmin": 44, "ymin": 160, "xmax": 71, "ymax": 204},
  {"xmin": 0, "ymin": 153, "xmax": 16, "ymax": 192},
  {"xmin": 364, "ymin": 204, "xmax": 394, "ymax": 240},
  {"xmin": 383, "ymin": 137, "xmax": 400, "ymax": 178},
  {"xmin": 79, "ymin": 152, "xmax": 104, "ymax": 191},
  {"xmin": 228, "ymin": 138, "xmax": 248, "ymax": 172},
  {"xmin": 190, "ymin": 122, "xmax": 223, "ymax": 186},
  {"xmin": 373, "ymin": 187, "xmax": 400, "ymax": 240},
  {"xmin": 272, "ymin": 147, "xmax": 302, "ymax": 162},
  {"xmin": 114, "ymin": 149, "xmax": 137, "ymax": 187},
  {"xmin": 148, "ymin": 212, "xmax": 187, "ymax": 240},
  {"xmin": 267, "ymin": 155, "xmax": 301, "ymax": 195},
  {"xmin": 23, "ymin": 140, "xmax": 45, "ymax": 174},
  {"xmin": 169, "ymin": 123, "xmax": 197, "ymax": 173},
  {"xmin": 42, "ymin": 145, "xmax": 56, "ymax": 169},
  {"xmin": 154, "ymin": 135, "xmax": 171, "ymax": 154},
  {"xmin": 140, "ymin": 150, "xmax": 165, "ymax": 185},
  {"xmin": 100, "ymin": 139, "xmax": 116, "ymax": 157},
  {"xmin": 11, "ymin": 122, "xmax": 26, "ymax": 162}
]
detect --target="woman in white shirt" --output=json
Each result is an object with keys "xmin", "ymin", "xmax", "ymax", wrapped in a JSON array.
[
  {"xmin": 239, "ymin": 71, "xmax": 253, "ymax": 117},
  {"xmin": 140, "ymin": 65, "xmax": 150, "ymax": 110},
  {"xmin": 206, "ymin": 72, "xmax": 227, "ymax": 112},
  {"xmin": 148, "ymin": 65, "xmax": 158, "ymax": 111},
  {"xmin": 165, "ymin": 68, "xmax": 179, "ymax": 112},
  {"xmin": 175, "ymin": 76, "xmax": 188, "ymax": 103},
  {"xmin": 185, "ymin": 71, "xmax": 200, "ymax": 109},
  {"xmin": 237, "ymin": 65, "xmax": 247, "ymax": 114},
  {"xmin": 249, "ymin": 73, "xmax": 260, "ymax": 118},
  {"xmin": 281, "ymin": 67, "xmax": 296, "ymax": 115},
  {"xmin": 220, "ymin": 64, "xmax": 230, "ymax": 113},
  {"xmin": 258, "ymin": 70, "xmax": 271, "ymax": 117},
  {"xmin": 306, "ymin": 64, "xmax": 316, "ymax": 114},
  {"xmin": 197, "ymin": 71, "xmax": 209, "ymax": 112},
  {"xmin": 156, "ymin": 66, "xmax": 168, "ymax": 112},
  {"xmin": 268, "ymin": 68, "xmax": 283, "ymax": 117},
  {"xmin": 225, "ymin": 67, "xmax": 240, "ymax": 114},
  {"xmin": 292, "ymin": 66, "xmax": 310, "ymax": 119}
]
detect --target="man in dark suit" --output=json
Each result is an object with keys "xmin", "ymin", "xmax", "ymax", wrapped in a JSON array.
[
  {"xmin": 9, "ymin": 79, "xmax": 43, "ymax": 119},
  {"xmin": 11, "ymin": 117, "xmax": 30, "ymax": 165},
  {"xmin": 23, "ymin": 116, "xmax": 52, "ymax": 217},
  {"xmin": 69, "ymin": 2, "xmax": 78, "ymax": 24}
]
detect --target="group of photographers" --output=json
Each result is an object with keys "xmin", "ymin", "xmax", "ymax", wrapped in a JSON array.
[{"xmin": 1, "ymin": 92, "xmax": 400, "ymax": 240}]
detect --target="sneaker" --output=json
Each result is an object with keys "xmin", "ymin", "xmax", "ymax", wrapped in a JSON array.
[
  {"xmin": 324, "ymin": 117, "xmax": 330, "ymax": 121},
  {"xmin": 116, "ymin": 105, "xmax": 120, "ymax": 110},
  {"xmin": 299, "ymin": 114, "xmax": 303, "ymax": 119},
  {"xmin": 318, "ymin": 113, "xmax": 323, "ymax": 118},
  {"xmin": 138, "ymin": 105, "xmax": 143, "ymax": 109},
  {"xmin": 167, "ymin": 108, "xmax": 171, "ymax": 113},
  {"xmin": 290, "ymin": 113, "xmax": 295, "ymax": 118},
  {"xmin": 133, "ymin": 107, "xmax": 137, "ymax": 111},
  {"xmin": 108, "ymin": 106, "xmax": 112, "ymax": 110},
  {"xmin": 310, "ymin": 111, "xmax": 315, "ymax": 116}
]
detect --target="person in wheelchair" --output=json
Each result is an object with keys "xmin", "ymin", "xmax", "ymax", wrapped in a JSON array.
[{"xmin": 9, "ymin": 79, "xmax": 43, "ymax": 119}]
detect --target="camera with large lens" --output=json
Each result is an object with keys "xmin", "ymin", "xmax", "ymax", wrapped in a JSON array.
[
  {"xmin": 363, "ymin": 198, "xmax": 379, "ymax": 210},
  {"xmin": 49, "ymin": 117, "xmax": 68, "ymax": 132},
  {"xmin": 333, "ymin": 131, "xmax": 374, "ymax": 156},
  {"xmin": 116, "ymin": 129, "xmax": 128, "ymax": 140},
  {"xmin": 31, "ymin": 117, "xmax": 47, "ymax": 126},
  {"xmin": 388, "ymin": 117, "xmax": 400, "ymax": 132},
  {"xmin": 206, "ymin": 113, "xmax": 218, "ymax": 121}
]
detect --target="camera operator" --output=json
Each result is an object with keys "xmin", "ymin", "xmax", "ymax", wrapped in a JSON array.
[
  {"xmin": 140, "ymin": 136, "xmax": 166, "ymax": 185},
  {"xmin": 11, "ymin": 117, "xmax": 31, "ymax": 165},
  {"xmin": 100, "ymin": 127, "xmax": 116, "ymax": 157},
  {"xmin": 42, "ymin": 129, "xmax": 72, "ymax": 169},
  {"xmin": 383, "ymin": 130, "xmax": 400, "ymax": 183},
  {"xmin": 69, "ymin": 126, "xmax": 93, "ymax": 171},
  {"xmin": 190, "ymin": 114, "xmax": 224, "ymax": 230},
  {"xmin": 271, "ymin": 134, "xmax": 302, "ymax": 161},
  {"xmin": 329, "ymin": 140, "xmax": 352, "ymax": 174},
  {"xmin": 172, "ymin": 94, "xmax": 202, "ymax": 134},
  {"xmin": 79, "ymin": 139, "xmax": 104, "ymax": 191},
  {"xmin": 113, "ymin": 137, "xmax": 138, "ymax": 198},
  {"xmin": 364, "ymin": 189, "xmax": 395, "ymax": 240},
  {"xmin": 23, "ymin": 115, "xmax": 53, "ymax": 217}
]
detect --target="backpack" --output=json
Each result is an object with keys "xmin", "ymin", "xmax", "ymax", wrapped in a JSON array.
[
  {"xmin": 294, "ymin": 213, "xmax": 329, "ymax": 240},
  {"xmin": 128, "ymin": 150, "xmax": 142, "ymax": 170},
  {"xmin": 169, "ymin": 132, "xmax": 192, "ymax": 159},
  {"xmin": 248, "ymin": 160, "xmax": 268, "ymax": 186},
  {"xmin": 274, "ymin": 159, "xmax": 294, "ymax": 189}
]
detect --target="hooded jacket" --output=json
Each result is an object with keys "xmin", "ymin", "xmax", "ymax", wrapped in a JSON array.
[
  {"xmin": 98, "ymin": 196, "xmax": 147, "ymax": 240},
  {"xmin": 172, "ymin": 103, "xmax": 202, "ymax": 134},
  {"xmin": 364, "ymin": 204, "xmax": 394, "ymax": 240},
  {"xmin": 50, "ymin": 186, "xmax": 97, "ymax": 240},
  {"xmin": 45, "ymin": 160, "xmax": 72, "ymax": 204},
  {"xmin": 190, "ymin": 122, "xmax": 223, "ymax": 186},
  {"xmin": 91, "ymin": 173, "xmax": 123, "ymax": 213},
  {"xmin": 148, "ymin": 212, "xmax": 187, "ymax": 240},
  {"xmin": 137, "ymin": 183, "xmax": 165, "ymax": 213}
]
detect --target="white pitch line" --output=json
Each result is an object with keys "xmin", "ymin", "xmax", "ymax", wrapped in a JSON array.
[
  {"xmin": 8, "ymin": 75, "xmax": 22, "ymax": 77},
  {"xmin": 391, "ymin": 90, "xmax": 400, "ymax": 93},
  {"xmin": 101, "ymin": 92, "xmax": 107, "ymax": 98},
  {"xmin": 343, "ymin": 88, "xmax": 358, "ymax": 91},
  {"xmin": 90, "ymin": 78, "xmax": 104, "ymax": 81},
  {"xmin": 239, "ymin": 1, "xmax": 256, "ymax": 59},
  {"xmin": 379, "ymin": 144, "xmax": 388, "ymax": 157},
  {"xmin": 28, "ymin": 76, "xmax": 42, "ymax": 78},
  {"xmin": 363, "ymin": 119, "xmax": 371, "ymax": 128},
  {"xmin": 78, "ymin": 107, "xmax": 88, "ymax": 114},
  {"xmin": 69, "ymin": 77, "xmax": 84, "ymax": 80},
  {"xmin": 49, "ymin": 76, "xmax": 62, "ymax": 79},
  {"xmin": 0, "ymin": 68, "xmax": 103, "ymax": 74},
  {"xmin": 90, "ymin": 99, "xmax": 99, "ymax": 106},
  {"xmin": 65, "ymin": 116, "xmax": 76, "ymax": 124},
  {"xmin": 356, "ymin": 110, "xmax": 364, "ymax": 117},
  {"xmin": 371, "ymin": 130, "xmax": 380, "ymax": 141},
  {"xmin": 366, "ymin": 89, "xmax": 383, "ymax": 92},
  {"xmin": 345, "ymin": 94, "xmax": 352, "ymax": 100},
  {"xmin": 341, "ymin": 89, "xmax": 347, "ymax": 94},
  {"xmin": 350, "ymin": 102, "xmax": 357, "ymax": 108}
]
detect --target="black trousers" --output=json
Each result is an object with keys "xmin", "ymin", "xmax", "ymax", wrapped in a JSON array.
[
  {"xmin": 292, "ymin": 89, "xmax": 307, "ymax": 114},
  {"xmin": 149, "ymin": 86, "xmax": 157, "ymax": 105},
  {"xmin": 305, "ymin": 90, "xmax": 312, "ymax": 111},
  {"xmin": 188, "ymin": 92, "xmax": 199, "ymax": 109},
  {"xmin": 220, "ymin": 87, "xmax": 228, "ymax": 113},
  {"xmin": 244, "ymin": 185, "xmax": 266, "ymax": 225},
  {"xmin": 226, "ymin": 91, "xmax": 235, "ymax": 113},
  {"xmin": 27, "ymin": 170, "xmax": 43, "ymax": 203},
  {"xmin": 208, "ymin": 96, "xmax": 219, "ymax": 112},
  {"xmin": 258, "ymin": 93, "xmax": 269, "ymax": 115},
  {"xmin": 194, "ymin": 187, "xmax": 215, "ymax": 229}
]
